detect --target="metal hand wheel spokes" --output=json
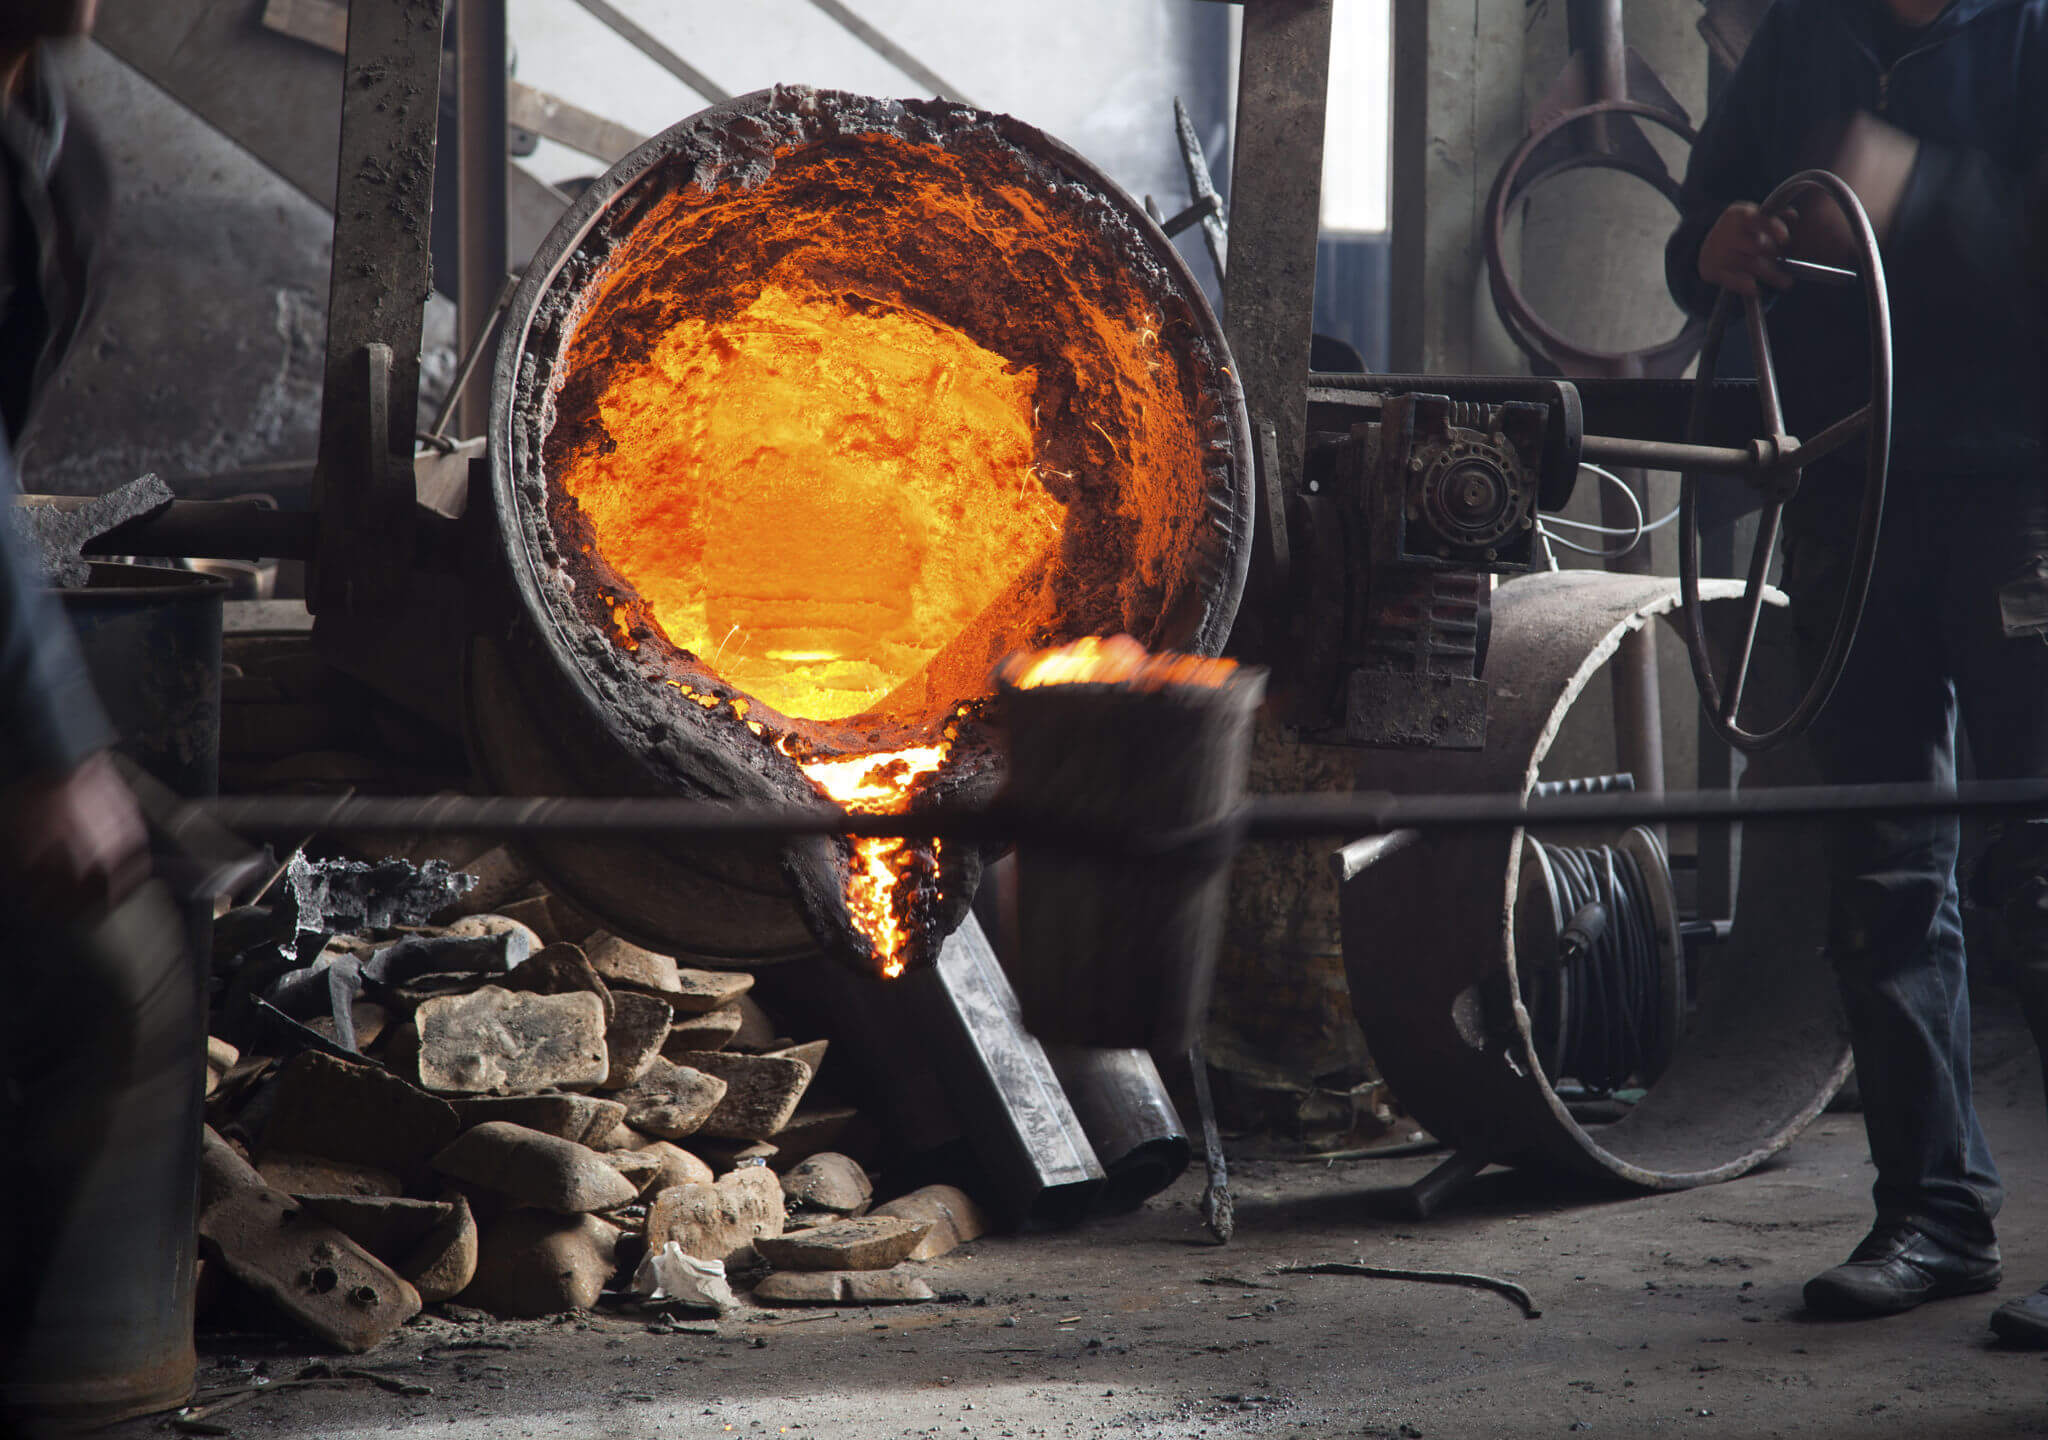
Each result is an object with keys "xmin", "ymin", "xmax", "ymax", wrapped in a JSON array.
[{"xmin": 1679, "ymin": 169, "xmax": 1892, "ymax": 753}]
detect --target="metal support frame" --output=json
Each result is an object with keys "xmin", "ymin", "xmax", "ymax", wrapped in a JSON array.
[
  {"xmin": 310, "ymin": 0, "xmax": 447, "ymax": 616},
  {"xmin": 1222, "ymin": 0, "xmax": 1332, "ymax": 610},
  {"xmin": 453, "ymin": 0, "xmax": 510, "ymax": 442}
]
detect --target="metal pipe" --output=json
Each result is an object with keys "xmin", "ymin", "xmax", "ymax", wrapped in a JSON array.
[
  {"xmin": 181, "ymin": 776, "xmax": 2048, "ymax": 845},
  {"xmin": 1579, "ymin": 433, "xmax": 1755, "ymax": 474},
  {"xmin": 1041, "ymin": 1045, "xmax": 1191, "ymax": 1215}
]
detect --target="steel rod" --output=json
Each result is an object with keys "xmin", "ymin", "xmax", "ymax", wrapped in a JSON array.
[
  {"xmin": 183, "ymin": 777, "xmax": 2048, "ymax": 845},
  {"xmin": 566, "ymin": 0, "xmax": 731, "ymax": 103},
  {"xmin": 429, "ymin": 271, "xmax": 518, "ymax": 443},
  {"xmin": 1720, "ymin": 500, "xmax": 1785, "ymax": 723},
  {"xmin": 1579, "ymin": 433, "xmax": 1754, "ymax": 474},
  {"xmin": 1792, "ymin": 403, "xmax": 1872, "ymax": 468},
  {"xmin": 799, "ymin": 0, "xmax": 974, "ymax": 105}
]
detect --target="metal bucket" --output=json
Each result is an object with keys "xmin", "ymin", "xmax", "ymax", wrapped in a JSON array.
[
  {"xmin": 1000, "ymin": 666, "xmax": 1266, "ymax": 1053},
  {"xmin": 60, "ymin": 562, "xmax": 227, "ymax": 798}
]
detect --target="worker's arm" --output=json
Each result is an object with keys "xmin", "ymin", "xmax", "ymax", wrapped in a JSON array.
[
  {"xmin": 1666, "ymin": 7, "xmax": 1791, "ymax": 316},
  {"xmin": 0, "ymin": 431, "xmax": 145, "ymax": 918}
]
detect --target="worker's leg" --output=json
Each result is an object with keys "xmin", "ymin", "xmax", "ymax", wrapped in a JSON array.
[
  {"xmin": 1787, "ymin": 481, "xmax": 2003, "ymax": 1315},
  {"xmin": 0, "ymin": 881, "xmax": 203, "ymax": 1432},
  {"xmin": 1942, "ymin": 470, "xmax": 2048, "ymax": 1344}
]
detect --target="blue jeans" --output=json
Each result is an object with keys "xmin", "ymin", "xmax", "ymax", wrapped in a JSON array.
[{"xmin": 1786, "ymin": 469, "xmax": 2048, "ymax": 1253}]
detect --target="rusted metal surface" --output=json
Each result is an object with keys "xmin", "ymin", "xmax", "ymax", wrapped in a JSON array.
[
  {"xmin": 310, "ymin": 0, "xmax": 446, "ymax": 615},
  {"xmin": 1221, "ymin": 0, "xmax": 1330, "ymax": 622},
  {"xmin": 1336, "ymin": 569, "xmax": 1849, "ymax": 1191},
  {"xmin": 198, "ymin": 1131, "xmax": 422, "ymax": 1354},
  {"xmin": 61, "ymin": 564, "xmax": 228, "ymax": 799}
]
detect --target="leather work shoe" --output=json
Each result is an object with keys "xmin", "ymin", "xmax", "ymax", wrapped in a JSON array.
[
  {"xmin": 1990, "ymin": 1284, "xmax": 2048, "ymax": 1347},
  {"xmin": 1802, "ymin": 1224, "xmax": 2001, "ymax": 1318}
]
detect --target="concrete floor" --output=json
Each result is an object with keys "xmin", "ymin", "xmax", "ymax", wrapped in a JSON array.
[{"xmin": 126, "ymin": 990, "xmax": 2048, "ymax": 1440}]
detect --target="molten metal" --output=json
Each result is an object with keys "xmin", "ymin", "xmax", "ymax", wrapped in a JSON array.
[
  {"xmin": 1003, "ymin": 634, "xmax": 1239, "ymax": 691},
  {"xmin": 519, "ymin": 90, "xmax": 1251, "ymax": 978},
  {"xmin": 569, "ymin": 282, "xmax": 1065, "ymax": 723},
  {"xmin": 789, "ymin": 744, "xmax": 949, "ymax": 978}
]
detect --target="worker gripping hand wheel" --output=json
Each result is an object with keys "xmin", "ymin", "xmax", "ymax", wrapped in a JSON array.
[{"xmin": 1678, "ymin": 169, "xmax": 1892, "ymax": 754}]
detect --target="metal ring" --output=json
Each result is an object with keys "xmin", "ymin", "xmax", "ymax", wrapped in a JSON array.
[
  {"xmin": 1677, "ymin": 168, "xmax": 1892, "ymax": 753},
  {"xmin": 1484, "ymin": 99, "xmax": 1706, "ymax": 376}
]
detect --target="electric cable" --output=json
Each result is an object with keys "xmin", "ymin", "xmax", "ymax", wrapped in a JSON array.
[
  {"xmin": 1521, "ymin": 838, "xmax": 1670, "ymax": 1093},
  {"xmin": 1533, "ymin": 463, "xmax": 1678, "ymax": 560}
]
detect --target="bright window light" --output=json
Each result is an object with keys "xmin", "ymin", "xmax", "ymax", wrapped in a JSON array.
[{"xmin": 1320, "ymin": 0, "xmax": 1391, "ymax": 233}]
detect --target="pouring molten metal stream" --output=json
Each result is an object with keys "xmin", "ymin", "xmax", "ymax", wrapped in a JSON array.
[{"xmin": 784, "ymin": 742, "xmax": 949, "ymax": 979}]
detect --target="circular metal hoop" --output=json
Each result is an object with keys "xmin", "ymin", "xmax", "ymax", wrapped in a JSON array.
[
  {"xmin": 1678, "ymin": 169, "xmax": 1892, "ymax": 754},
  {"xmin": 1485, "ymin": 99, "xmax": 1707, "ymax": 376}
]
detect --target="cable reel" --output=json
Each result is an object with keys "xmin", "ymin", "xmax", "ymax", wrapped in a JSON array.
[{"xmin": 1514, "ymin": 823, "xmax": 1685, "ymax": 1094}]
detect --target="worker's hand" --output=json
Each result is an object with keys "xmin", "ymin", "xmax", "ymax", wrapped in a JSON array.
[
  {"xmin": 0, "ymin": 750, "xmax": 149, "ymax": 922},
  {"xmin": 1698, "ymin": 201, "xmax": 1795, "ymax": 297}
]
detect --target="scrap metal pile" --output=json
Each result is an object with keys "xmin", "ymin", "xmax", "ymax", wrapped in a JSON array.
[{"xmin": 199, "ymin": 852, "xmax": 983, "ymax": 1353}]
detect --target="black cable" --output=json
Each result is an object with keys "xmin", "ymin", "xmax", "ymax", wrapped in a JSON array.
[{"xmin": 1525, "ymin": 840, "xmax": 1667, "ymax": 1093}]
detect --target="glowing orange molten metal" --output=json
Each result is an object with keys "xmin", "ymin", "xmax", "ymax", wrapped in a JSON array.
[
  {"xmin": 539, "ymin": 112, "xmax": 1240, "ymax": 978},
  {"xmin": 565, "ymin": 281, "xmax": 1063, "ymax": 724},
  {"xmin": 1003, "ymin": 634, "xmax": 1238, "ymax": 691},
  {"xmin": 787, "ymin": 743, "xmax": 949, "ymax": 978}
]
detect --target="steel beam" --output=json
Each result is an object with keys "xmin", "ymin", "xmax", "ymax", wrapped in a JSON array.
[
  {"xmin": 310, "ymin": 0, "xmax": 445, "ymax": 615},
  {"xmin": 1222, "ymin": 0, "xmax": 1331, "ymax": 543},
  {"xmin": 453, "ymin": 0, "xmax": 509, "ymax": 441}
]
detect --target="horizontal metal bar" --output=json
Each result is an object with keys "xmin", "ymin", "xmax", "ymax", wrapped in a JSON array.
[
  {"xmin": 21, "ymin": 498, "xmax": 319, "ymax": 560},
  {"xmin": 183, "ymin": 777, "xmax": 2048, "ymax": 847},
  {"xmin": 506, "ymin": 80, "xmax": 646, "ymax": 165},
  {"xmin": 1307, "ymin": 373, "xmax": 1763, "ymax": 449},
  {"xmin": 1580, "ymin": 433, "xmax": 1756, "ymax": 475}
]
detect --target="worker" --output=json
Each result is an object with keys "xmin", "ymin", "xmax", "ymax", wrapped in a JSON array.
[
  {"xmin": 1668, "ymin": 0, "xmax": 2048, "ymax": 1343},
  {"xmin": 0, "ymin": 2, "xmax": 205, "ymax": 1434}
]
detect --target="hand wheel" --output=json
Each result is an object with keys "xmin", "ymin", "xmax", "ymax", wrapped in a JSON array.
[{"xmin": 1678, "ymin": 168, "xmax": 1893, "ymax": 753}]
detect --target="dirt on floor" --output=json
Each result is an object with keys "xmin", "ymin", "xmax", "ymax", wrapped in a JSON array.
[{"xmin": 116, "ymin": 986, "xmax": 2048, "ymax": 1440}]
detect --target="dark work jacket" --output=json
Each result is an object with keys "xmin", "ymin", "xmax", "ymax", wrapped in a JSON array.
[
  {"xmin": 1666, "ymin": 0, "xmax": 2048, "ymax": 477},
  {"xmin": 0, "ymin": 49, "xmax": 113, "ymax": 786}
]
